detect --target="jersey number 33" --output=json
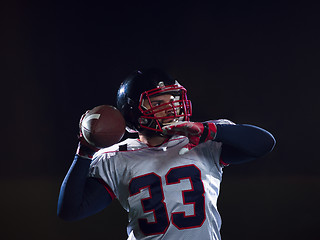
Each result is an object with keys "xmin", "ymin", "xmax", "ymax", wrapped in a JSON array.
[{"xmin": 129, "ymin": 164, "xmax": 206, "ymax": 236}]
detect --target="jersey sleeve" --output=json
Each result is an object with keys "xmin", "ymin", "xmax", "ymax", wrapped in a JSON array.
[
  {"xmin": 207, "ymin": 119, "xmax": 236, "ymax": 167},
  {"xmin": 88, "ymin": 152, "xmax": 119, "ymax": 199},
  {"xmin": 209, "ymin": 119, "xmax": 236, "ymax": 126},
  {"xmin": 209, "ymin": 140, "xmax": 225, "ymax": 170}
]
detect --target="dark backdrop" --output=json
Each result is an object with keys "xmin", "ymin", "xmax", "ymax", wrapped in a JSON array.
[{"xmin": 2, "ymin": 1, "xmax": 319, "ymax": 239}]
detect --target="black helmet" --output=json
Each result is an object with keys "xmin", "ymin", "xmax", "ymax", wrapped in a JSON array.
[{"xmin": 116, "ymin": 68, "xmax": 192, "ymax": 133}]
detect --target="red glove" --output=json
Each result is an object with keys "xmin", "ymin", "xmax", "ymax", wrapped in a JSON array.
[
  {"xmin": 76, "ymin": 111, "xmax": 100, "ymax": 159},
  {"xmin": 162, "ymin": 121, "xmax": 217, "ymax": 154}
]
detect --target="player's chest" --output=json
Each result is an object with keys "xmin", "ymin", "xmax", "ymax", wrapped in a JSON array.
[
  {"xmin": 120, "ymin": 148, "xmax": 208, "ymax": 183},
  {"xmin": 118, "ymin": 149, "xmax": 211, "ymax": 203}
]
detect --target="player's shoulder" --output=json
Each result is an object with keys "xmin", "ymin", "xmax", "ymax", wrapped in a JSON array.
[
  {"xmin": 207, "ymin": 119, "xmax": 236, "ymax": 125},
  {"xmin": 94, "ymin": 138, "xmax": 143, "ymax": 158}
]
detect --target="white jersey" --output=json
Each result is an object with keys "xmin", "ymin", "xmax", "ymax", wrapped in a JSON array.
[{"xmin": 89, "ymin": 121, "xmax": 230, "ymax": 240}]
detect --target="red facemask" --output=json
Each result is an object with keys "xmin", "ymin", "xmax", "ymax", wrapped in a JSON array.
[{"xmin": 137, "ymin": 81, "xmax": 192, "ymax": 132}]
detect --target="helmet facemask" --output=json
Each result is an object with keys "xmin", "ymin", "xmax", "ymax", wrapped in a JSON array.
[{"xmin": 137, "ymin": 81, "xmax": 192, "ymax": 132}]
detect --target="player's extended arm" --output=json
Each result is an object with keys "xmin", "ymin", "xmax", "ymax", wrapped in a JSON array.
[{"xmin": 57, "ymin": 114, "xmax": 114, "ymax": 221}]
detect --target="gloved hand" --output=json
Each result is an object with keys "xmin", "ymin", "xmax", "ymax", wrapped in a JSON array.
[
  {"xmin": 162, "ymin": 121, "xmax": 217, "ymax": 154},
  {"xmin": 76, "ymin": 111, "xmax": 100, "ymax": 159}
]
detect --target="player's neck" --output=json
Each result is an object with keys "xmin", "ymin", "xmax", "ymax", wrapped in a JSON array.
[{"xmin": 138, "ymin": 133, "xmax": 168, "ymax": 147}]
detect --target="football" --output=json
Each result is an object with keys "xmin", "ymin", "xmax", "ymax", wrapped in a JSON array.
[{"xmin": 81, "ymin": 105, "xmax": 126, "ymax": 148}]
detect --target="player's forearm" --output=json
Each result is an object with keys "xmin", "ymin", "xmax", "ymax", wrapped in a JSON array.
[
  {"xmin": 215, "ymin": 124, "xmax": 275, "ymax": 163},
  {"xmin": 57, "ymin": 155, "xmax": 112, "ymax": 221}
]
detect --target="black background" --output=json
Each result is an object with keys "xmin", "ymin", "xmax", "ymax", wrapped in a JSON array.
[{"xmin": 2, "ymin": 0, "xmax": 319, "ymax": 239}]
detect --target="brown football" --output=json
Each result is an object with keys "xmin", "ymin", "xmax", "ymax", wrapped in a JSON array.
[{"xmin": 81, "ymin": 105, "xmax": 126, "ymax": 148}]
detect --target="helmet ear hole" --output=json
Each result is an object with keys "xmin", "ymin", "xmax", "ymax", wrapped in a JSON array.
[{"xmin": 139, "ymin": 117, "xmax": 148, "ymax": 125}]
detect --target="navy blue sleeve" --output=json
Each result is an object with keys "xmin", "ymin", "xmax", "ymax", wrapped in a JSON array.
[
  {"xmin": 215, "ymin": 124, "xmax": 276, "ymax": 164},
  {"xmin": 57, "ymin": 155, "xmax": 113, "ymax": 221}
]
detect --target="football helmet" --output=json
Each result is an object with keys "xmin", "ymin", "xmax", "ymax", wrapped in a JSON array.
[{"xmin": 117, "ymin": 68, "xmax": 192, "ymax": 133}]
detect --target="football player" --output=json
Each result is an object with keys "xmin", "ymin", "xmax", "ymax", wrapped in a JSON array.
[{"xmin": 57, "ymin": 68, "xmax": 276, "ymax": 240}]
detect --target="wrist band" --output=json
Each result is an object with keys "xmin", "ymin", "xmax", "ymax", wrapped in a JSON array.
[{"xmin": 199, "ymin": 123, "xmax": 209, "ymax": 144}]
